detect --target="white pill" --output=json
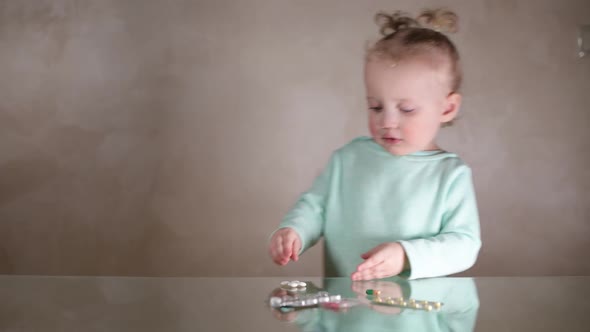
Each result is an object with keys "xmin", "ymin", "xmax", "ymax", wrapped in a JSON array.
[
  {"xmin": 270, "ymin": 297, "xmax": 283, "ymax": 307},
  {"xmin": 303, "ymin": 298, "xmax": 318, "ymax": 306},
  {"xmin": 329, "ymin": 295, "xmax": 342, "ymax": 302}
]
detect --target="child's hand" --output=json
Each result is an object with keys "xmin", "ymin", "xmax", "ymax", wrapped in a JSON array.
[
  {"xmin": 269, "ymin": 228, "xmax": 301, "ymax": 266},
  {"xmin": 351, "ymin": 242, "xmax": 407, "ymax": 280}
]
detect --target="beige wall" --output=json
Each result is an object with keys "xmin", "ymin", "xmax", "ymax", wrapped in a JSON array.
[{"xmin": 0, "ymin": 0, "xmax": 588, "ymax": 277}]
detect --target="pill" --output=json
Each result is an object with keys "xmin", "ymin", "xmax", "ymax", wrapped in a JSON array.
[
  {"xmin": 270, "ymin": 297, "xmax": 283, "ymax": 307},
  {"xmin": 366, "ymin": 289, "xmax": 381, "ymax": 295}
]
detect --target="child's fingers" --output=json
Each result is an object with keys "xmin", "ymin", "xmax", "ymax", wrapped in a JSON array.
[
  {"xmin": 291, "ymin": 237, "xmax": 301, "ymax": 261},
  {"xmin": 360, "ymin": 244, "xmax": 383, "ymax": 260},
  {"xmin": 272, "ymin": 243, "xmax": 284, "ymax": 265},
  {"xmin": 352, "ymin": 262, "xmax": 387, "ymax": 280},
  {"xmin": 271, "ymin": 235, "xmax": 289, "ymax": 265},
  {"xmin": 269, "ymin": 229, "xmax": 300, "ymax": 266},
  {"xmin": 281, "ymin": 237, "xmax": 292, "ymax": 261},
  {"xmin": 360, "ymin": 262, "xmax": 387, "ymax": 280},
  {"xmin": 356, "ymin": 255, "xmax": 384, "ymax": 272}
]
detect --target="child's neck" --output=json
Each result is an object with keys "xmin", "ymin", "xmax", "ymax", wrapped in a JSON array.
[{"xmin": 423, "ymin": 141, "xmax": 441, "ymax": 151}]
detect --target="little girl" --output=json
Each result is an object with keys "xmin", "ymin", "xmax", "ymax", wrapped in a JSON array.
[{"xmin": 269, "ymin": 9, "xmax": 481, "ymax": 280}]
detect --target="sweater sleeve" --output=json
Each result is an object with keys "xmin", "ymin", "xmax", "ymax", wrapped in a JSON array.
[
  {"xmin": 399, "ymin": 166, "xmax": 482, "ymax": 280},
  {"xmin": 273, "ymin": 152, "xmax": 339, "ymax": 254}
]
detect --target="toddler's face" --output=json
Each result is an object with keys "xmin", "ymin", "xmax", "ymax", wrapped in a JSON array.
[{"xmin": 364, "ymin": 58, "xmax": 459, "ymax": 155}]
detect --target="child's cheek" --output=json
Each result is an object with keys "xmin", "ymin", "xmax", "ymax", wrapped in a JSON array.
[
  {"xmin": 369, "ymin": 124, "xmax": 379, "ymax": 139},
  {"xmin": 368, "ymin": 114, "xmax": 379, "ymax": 138}
]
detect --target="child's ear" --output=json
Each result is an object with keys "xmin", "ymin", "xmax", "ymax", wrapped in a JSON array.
[{"xmin": 441, "ymin": 92, "xmax": 461, "ymax": 123}]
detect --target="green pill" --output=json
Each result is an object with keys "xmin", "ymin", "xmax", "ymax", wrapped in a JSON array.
[{"xmin": 365, "ymin": 289, "xmax": 381, "ymax": 295}]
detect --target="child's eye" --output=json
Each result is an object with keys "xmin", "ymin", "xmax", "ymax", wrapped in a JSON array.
[
  {"xmin": 369, "ymin": 106, "xmax": 383, "ymax": 113},
  {"xmin": 400, "ymin": 108, "xmax": 415, "ymax": 113}
]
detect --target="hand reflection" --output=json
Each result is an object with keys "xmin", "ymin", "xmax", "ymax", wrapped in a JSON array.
[
  {"xmin": 351, "ymin": 280, "xmax": 403, "ymax": 315},
  {"xmin": 268, "ymin": 277, "xmax": 480, "ymax": 332},
  {"xmin": 268, "ymin": 287, "xmax": 298, "ymax": 322}
]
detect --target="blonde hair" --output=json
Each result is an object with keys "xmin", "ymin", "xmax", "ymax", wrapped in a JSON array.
[{"xmin": 367, "ymin": 9, "xmax": 462, "ymax": 93}]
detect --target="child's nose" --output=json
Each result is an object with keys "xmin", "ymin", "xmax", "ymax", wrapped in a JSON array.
[{"xmin": 381, "ymin": 110, "xmax": 400, "ymax": 129}]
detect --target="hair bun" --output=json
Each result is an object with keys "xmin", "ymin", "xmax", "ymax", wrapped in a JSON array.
[
  {"xmin": 417, "ymin": 9, "xmax": 459, "ymax": 33},
  {"xmin": 374, "ymin": 11, "xmax": 420, "ymax": 37},
  {"xmin": 375, "ymin": 9, "xmax": 459, "ymax": 37}
]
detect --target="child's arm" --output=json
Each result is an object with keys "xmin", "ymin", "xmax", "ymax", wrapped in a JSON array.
[
  {"xmin": 268, "ymin": 152, "xmax": 340, "ymax": 265},
  {"xmin": 398, "ymin": 166, "xmax": 481, "ymax": 279}
]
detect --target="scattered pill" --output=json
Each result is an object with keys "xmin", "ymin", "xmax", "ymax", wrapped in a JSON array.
[
  {"xmin": 366, "ymin": 289, "xmax": 381, "ymax": 295},
  {"xmin": 281, "ymin": 280, "xmax": 307, "ymax": 290}
]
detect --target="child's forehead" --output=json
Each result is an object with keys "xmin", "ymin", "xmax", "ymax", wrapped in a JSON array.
[
  {"xmin": 364, "ymin": 59, "xmax": 450, "ymax": 99},
  {"xmin": 365, "ymin": 58, "xmax": 447, "ymax": 83}
]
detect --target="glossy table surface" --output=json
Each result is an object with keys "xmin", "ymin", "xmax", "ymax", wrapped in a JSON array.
[{"xmin": 0, "ymin": 276, "xmax": 589, "ymax": 331}]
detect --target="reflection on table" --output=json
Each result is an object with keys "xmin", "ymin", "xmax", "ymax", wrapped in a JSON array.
[{"xmin": 270, "ymin": 277, "xmax": 479, "ymax": 332}]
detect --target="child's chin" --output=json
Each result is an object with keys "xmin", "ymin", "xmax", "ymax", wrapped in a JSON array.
[
  {"xmin": 383, "ymin": 146, "xmax": 409, "ymax": 156},
  {"xmin": 388, "ymin": 150, "xmax": 409, "ymax": 156},
  {"xmin": 377, "ymin": 142, "xmax": 409, "ymax": 155}
]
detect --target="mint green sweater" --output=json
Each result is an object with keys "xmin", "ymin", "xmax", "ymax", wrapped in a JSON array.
[{"xmin": 277, "ymin": 137, "xmax": 481, "ymax": 280}]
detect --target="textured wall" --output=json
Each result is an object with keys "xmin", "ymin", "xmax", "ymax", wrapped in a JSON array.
[{"xmin": 0, "ymin": 0, "xmax": 588, "ymax": 276}]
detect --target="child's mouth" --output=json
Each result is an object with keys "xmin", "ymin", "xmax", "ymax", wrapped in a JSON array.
[{"xmin": 382, "ymin": 137, "xmax": 402, "ymax": 145}]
